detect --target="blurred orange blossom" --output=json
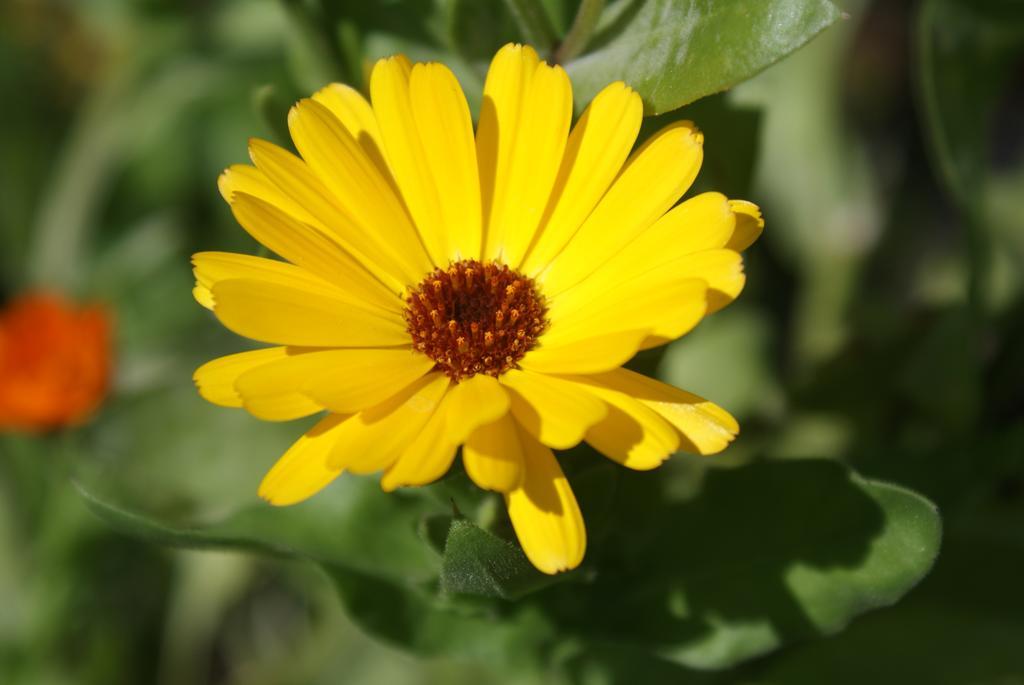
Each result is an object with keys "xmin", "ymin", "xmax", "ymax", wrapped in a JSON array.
[{"xmin": 0, "ymin": 292, "xmax": 112, "ymax": 433}]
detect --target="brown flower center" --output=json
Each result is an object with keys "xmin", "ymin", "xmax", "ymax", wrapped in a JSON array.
[{"xmin": 404, "ymin": 260, "xmax": 548, "ymax": 382}]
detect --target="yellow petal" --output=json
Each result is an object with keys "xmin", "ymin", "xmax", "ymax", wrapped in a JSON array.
[
  {"xmin": 407, "ymin": 61, "xmax": 483, "ymax": 260},
  {"xmin": 725, "ymin": 199, "xmax": 765, "ymax": 252},
  {"xmin": 477, "ymin": 44, "xmax": 538, "ymax": 257},
  {"xmin": 218, "ymin": 162, "xmax": 410, "ymax": 298},
  {"xmin": 442, "ymin": 373, "xmax": 510, "ymax": 444},
  {"xmin": 521, "ymin": 82, "xmax": 643, "ymax": 275},
  {"xmin": 194, "ymin": 347, "xmax": 290, "ymax": 407},
  {"xmin": 218, "ymin": 164, "xmax": 320, "ymax": 227},
  {"xmin": 585, "ymin": 394, "xmax": 680, "ymax": 470},
  {"xmin": 258, "ymin": 413, "xmax": 348, "ymax": 506},
  {"xmin": 210, "ymin": 278, "xmax": 407, "ymax": 347},
  {"xmin": 368, "ymin": 57, "xmax": 446, "ymax": 263},
  {"xmin": 301, "ymin": 348, "xmax": 435, "ymax": 414},
  {"xmin": 311, "ymin": 83, "xmax": 393, "ymax": 185},
  {"xmin": 232, "ymin": 350, "xmax": 325, "ymax": 420},
  {"xmin": 539, "ymin": 121, "xmax": 704, "ymax": 296},
  {"xmin": 229, "ymin": 192, "xmax": 402, "ymax": 313},
  {"xmin": 240, "ymin": 391, "xmax": 322, "ymax": 422},
  {"xmin": 192, "ymin": 252, "xmax": 341, "ymax": 308},
  {"xmin": 519, "ymin": 329, "xmax": 650, "ymax": 375},
  {"xmin": 326, "ymin": 372, "xmax": 450, "ymax": 473},
  {"xmin": 500, "ymin": 369, "xmax": 607, "ymax": 449},
  {"xmin": 463, "ymin": 413, "xmax": 524, "ymax": 492},
  {"xmin": 556, "ymin": 194, "xmax": 744, "ymax": 318},
  {"xmin": 193, "ymin": 285, "xmax": 215, "ymax": 310},
  {"xmin": 286, "ymin": 100, "xmax": 431, "ymax": 283},
  {"xmin": 478, "ymin": 44, "xmax": 573, "ymax": 266},
  {"xmin": 558, "ymin": 376, "xmax": 680, "ymax": 470},
  {"xmin": 505, "ymin": 429, "xmax": 586, "ymax": 574},
  {"xmin": 233, "ymin": 348, "xmax": 431, "ymax": 420},
  {"xmin": 380, "ymin": 388, "xmax": 461, "ymax": 491},
  {"xmin": 546, "ymin": 277, "xmax": 708, "ymax": 351},
  {"xmin": 575, "ymin": 368, "xmax": 738, "ymax": 455},
  {"xmin": 615, "ymin": 192, "xmax": 736, "ymax": 266},
  {"xmin": 674, "ymin": 249, "xmax": 745, "ymax": 315},
  {"xmin": 248, "ymin": 138, "xmax": 407, "ymax": 293},
  {"xmin": 563, "ymin": 248, "xmax": 742, "ymax": 320}
]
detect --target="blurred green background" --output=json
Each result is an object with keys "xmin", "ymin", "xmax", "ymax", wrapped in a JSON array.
[{"xmin": 1, "ymin": 0, "xmax": 1022, "ymax": 683}]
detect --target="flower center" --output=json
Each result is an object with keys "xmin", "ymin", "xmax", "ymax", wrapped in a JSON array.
[{"xmin": 404, "ymin": 260, "xmax": 548, "ymax": 382}]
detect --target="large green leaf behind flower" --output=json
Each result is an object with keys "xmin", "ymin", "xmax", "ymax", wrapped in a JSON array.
[
  {"xmin": 545, "ymin": 458, "xmax": 941, "ymax": 671},
  {"xmin": 77, "ymin": 404, "xmax": 941, "ymax": 676},
  {"xmin": 565, "ymin": 0, "xmax": 843, "ymax": 113},
  {"xmin": 442, "ymin": 0, "xmax": 842, "ymax": 114}
]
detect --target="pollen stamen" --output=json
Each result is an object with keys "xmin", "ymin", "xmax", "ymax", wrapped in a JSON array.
[{"xmin": 404, "ymin": 259, "xmax": 548, "ymax": 382}]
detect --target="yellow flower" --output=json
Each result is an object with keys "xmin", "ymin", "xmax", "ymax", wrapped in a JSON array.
[{"xmin": 192, "ymin": 43, "xmax": 764, "ymax": 575}]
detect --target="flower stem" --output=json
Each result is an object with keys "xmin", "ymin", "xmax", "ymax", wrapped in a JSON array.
[
  {"xmin": 553, "ymin": 0, "xmax": 605, "ymax": 64},
  {"xmin": 503, "ymin": 0, "xmax": 559, "ymax": 53}
]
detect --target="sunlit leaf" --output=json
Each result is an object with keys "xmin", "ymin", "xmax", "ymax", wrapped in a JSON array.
[
  {"xmin": 325, "ymin": 565, "xmax": 556, "ymax": 669},
  {"xmin": 77, "ymin": 472, "xmax": 440, "ymax": 583},
  {"xmin": 749, "ymin": 538, "xmax": 1024, "ymax": 684},
  {"xmin": 440, "ymin": 519, "xmax": 569, "ymax": 599},
  {"xmin": 546, "ymin": 459, "xmax": 942, "ymax": 670},
  {"xmin": 566, "ymin": 0, "xmax": 842, "ymax": 114}
]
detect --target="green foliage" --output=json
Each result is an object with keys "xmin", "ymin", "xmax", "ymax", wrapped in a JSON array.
[
  {"xmin": 325, "ymin": 565, "xmax": 557, "ymax": 671},
  {"xmin": 916, "ymin": 0, "xmax": 1024, "ymax": 312},
  {"xmin": 76, "ymin": 449, "xmax": 941, "ymax": 676},
  {"xmin": 445, "ymin": 0, "xmax": 842, "ymax": 115},
  {"xmin": 565, "ymin": 0, "xmax": 842, "ymax": 113},
  {"xmin": 748, "ymin": 536, "xmax": 1024, "ymax": 685},
  {"xmin": 547, "ymin": 459, "xmax": 941, "ymax": 670},
  {"xmin": 77, "ymin": 475, "xmax": 440, "ymax": 582},
  {"xmin": 440, "ymin": 519, "xmax": 568, "ymax": 599}
]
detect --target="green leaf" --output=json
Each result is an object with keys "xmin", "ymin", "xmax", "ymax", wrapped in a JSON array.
[
  {"xmin": 79, "ymin": 476, "xmax": 555, "ymax": 672},
  {"xmin": 76, "ymin": 474, "xmax": 440, "ymax": 584},
  {"xmin": 560, "ymin": 642, "xmax": 719, "ymax": 685},
  {"xmin": 749, "ymin": 538, "xmax": 1024, "ymax": 685},
  {"xmin": 74, "ymin": 388, "xmax": 940, "ymax": 671},
  {"xmin": 565, "ymin": 0, "xmax": 842, "ymax": 114},
  {"xmin": 758, "ymin": 604, "xmax": 1024, "ymax": 685},
  {"xmin": 324, "ymin": 567, "xmax": 557, "ymax": 675},
  {"xmin": 548, "ymin": 459, "xmax": 942, "ymax": 670},
  {"xmin": 440, "ymin": 519, "xmax": 567, "ymax": 599}
]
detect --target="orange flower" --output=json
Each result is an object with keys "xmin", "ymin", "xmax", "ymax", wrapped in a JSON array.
[{"xmin": 0, "ymin": 292, "xmax": 112, "ymax": 433}]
